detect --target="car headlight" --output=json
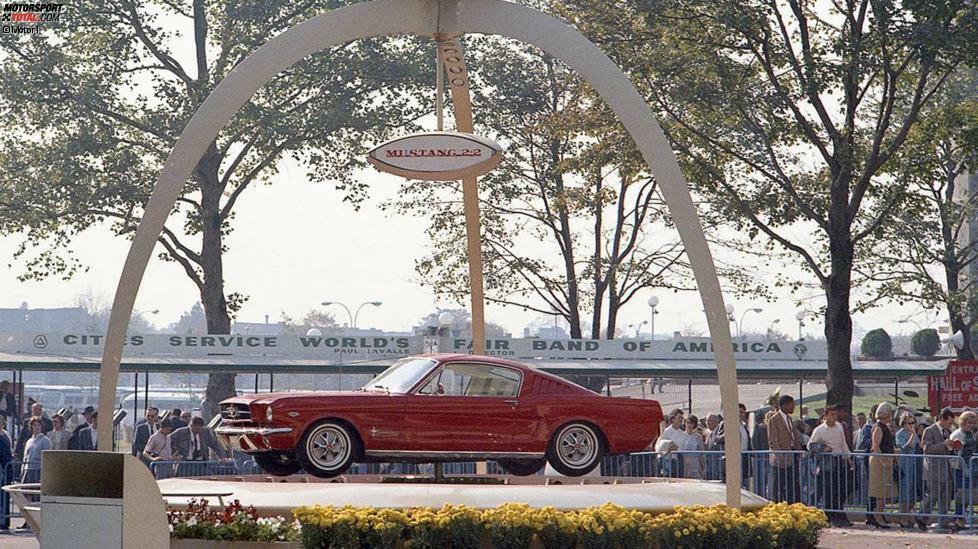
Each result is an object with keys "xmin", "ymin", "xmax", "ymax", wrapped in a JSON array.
[{"xmin": 265, "ymin": 406, "xmax": 274, "ymax": 422}]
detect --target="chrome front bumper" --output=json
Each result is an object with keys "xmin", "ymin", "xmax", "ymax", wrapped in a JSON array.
[
  {"xmin": 215, "ymin": 426, "xmax": 293, "ymax": 436},
  {"xmin": 215, "ymin": 425, "xmax": 293, "ymax": 452}
]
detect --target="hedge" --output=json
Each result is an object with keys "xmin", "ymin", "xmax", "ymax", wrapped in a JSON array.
[
  {"xmin": 911, "ymin": 328, "xmax": 940, "ymax": 357},
  {"xmin": 293, "ymin": 502, "xmax": 827, "ymax": 549},
  {"xmin": 861, "ymin": 328, "xmax": 892, "ymax": 358}
]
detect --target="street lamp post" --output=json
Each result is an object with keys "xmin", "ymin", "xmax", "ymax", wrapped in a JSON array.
[
  {"xmin": 795, "ymin": 310, "xmax": 807, "ymax": 341},
  {"xmin": 648, "ymin": 296, "xmax": 659, "ymax": 341},
  {"xmin": 737, "ymin": 308, "xmax": 763, "ymax": 340},
  {"xmin": 767, "ymin": 318, "xmax": 781, "ymax": 339},
  {"xmin": 897, "ymin": 318, "xmax": 924, "ymax": 333},
  {"xmin": 321, "ymin": 300, "xmax": 383, "ymax": 328},
  {"xmin": 628, "ymin": 320, "xmax": 649, "ymax": 339}
]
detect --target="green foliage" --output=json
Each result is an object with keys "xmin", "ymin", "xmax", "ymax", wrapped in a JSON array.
[
  {"xmin": 861, "ymin": 329, "xmax": 893, "ymax": 359},
  {"xmin": 558, "ymin": 0, "xmax": 978, "ymax": 408},
  {"xmin": 911, "ymin": 328, "xmax": 941, "ymax": 357},
  {"xmin": 0, "ymin": 0, "xmax": 427, "ymax": 317}
]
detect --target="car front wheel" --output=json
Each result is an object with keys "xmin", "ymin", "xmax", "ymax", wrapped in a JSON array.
[
  {"xmin": 546, "ymin": 422, "xmax": 605, "ymax": 476},
  {"xmin": 296, "ymin": 420, "xmax": 358, "ymax": 478},
  {"xmin": 254, "ymin": 451, "xmax": 302, "ymax": 477}
]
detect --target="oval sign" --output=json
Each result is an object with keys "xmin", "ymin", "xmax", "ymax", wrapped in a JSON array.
[{"xmin": 367, "ymin": 131, "xmax": 503, "ymax": 181}]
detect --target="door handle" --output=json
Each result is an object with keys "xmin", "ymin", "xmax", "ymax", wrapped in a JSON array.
[{"xmin": 504, "ymin": 400, "xmax": 518, "ymax": 405}]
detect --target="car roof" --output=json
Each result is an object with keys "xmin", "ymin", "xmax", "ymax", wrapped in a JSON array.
[{"xmin": 421, "ymin": 353, "xmax": 594, "ymax": 395}]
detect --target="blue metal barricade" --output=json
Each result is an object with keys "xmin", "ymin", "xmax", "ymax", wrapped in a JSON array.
[{"xmin": 149, "ymin": 460, "xmax": 237, "ymax": 479}]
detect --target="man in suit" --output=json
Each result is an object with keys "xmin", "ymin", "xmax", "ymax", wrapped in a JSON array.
[
  {"xmin": 131, "ymin": 407, "xmax": 160, "ymax": 465},
  {"xmin": 919, "ymin": 407, "xmax": 957, "ymax": 531},
  {"xmin": 766, "ymin": 394, "xmax": 802, "ymax": 503},
  {"xmin": 0, "ymin": 418, "xmax": 13, "ymax": 530},
  {"xmin": 67, "ymin": 406, "xmax": 95, "ymax": 450},
  {"xmin": 717, "ymin": 403, "xmax": 753, "ymax": 488},
  {"xmin": 170, "ymin": 408, "xmax": 188, "ymax": 431},
  {"xmin": 76, "ymin": 412, "xmax": 99, "ymax": 451},
  {"xmin": 171, "ymin": 417, "xmax": 228, "ymax": 461},
  {"xmin": 751, "ymin": 406, "xmax": 771, "ymax": 497}
]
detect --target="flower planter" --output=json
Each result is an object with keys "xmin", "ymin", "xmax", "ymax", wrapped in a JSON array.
[{"xmin": 171, "ymin": 539, "xmax": 298, "ymax": 549}]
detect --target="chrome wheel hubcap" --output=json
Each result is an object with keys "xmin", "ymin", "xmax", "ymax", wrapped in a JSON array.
[
  {"xmin": 307, "ymin": 425, "xmax": 350, "ymax": 469},
  {"xmin": 558, "ymin": 425, "xmax": 597, "ymax": 467}
]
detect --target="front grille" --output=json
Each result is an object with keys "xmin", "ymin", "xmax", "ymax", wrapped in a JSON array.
[{"xmin": 221, "ymin": 403, "xmax": 251, "ymax": 420}]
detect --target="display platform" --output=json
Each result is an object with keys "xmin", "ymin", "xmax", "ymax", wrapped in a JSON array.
[{"xmin": 158, "ymin": 475, "xmax": 768, "ymax": 515}]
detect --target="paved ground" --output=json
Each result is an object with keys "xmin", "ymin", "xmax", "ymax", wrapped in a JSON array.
[{"xmin": 820, "ymin": 527, "xmax": 978, "ymax": 548}]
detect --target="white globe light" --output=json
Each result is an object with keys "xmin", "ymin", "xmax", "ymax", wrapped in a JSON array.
[
  {"xmin": 648, "ymin": 296, "xmax": 659, "ymax": 307},
  {"xmin": 305, "ymin": 328, "xmax": 323, "ymax": 337},
  {"xmin": 725, "ymin": 303, "xmax": 735, "ymax": 315},
  {"xmin": 438, "ymin": 312, "xmax": 455, "ymax": 326},
  {"xmin": 795, "ymin": 310, "xmax": 806, "ymax": 321}
]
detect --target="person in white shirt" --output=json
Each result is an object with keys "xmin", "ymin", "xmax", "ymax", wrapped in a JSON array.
[
  {"xmin": 657, "ymin": 408, "xmax": 688, "ymax": 477},
  {"xmin": 48, "ymin": 414, "xmax": 70, "ymax": 450},
  {"xmin": 808, "ymin": 405, "xmax": 853, "ymax": 525},
  {"xmin": 680, "ymin": 415, "xmax": 706, "ymax": 479},
  {"xmin": 143, "ymin": 418, "xmax": 177, "ymax": 478}
]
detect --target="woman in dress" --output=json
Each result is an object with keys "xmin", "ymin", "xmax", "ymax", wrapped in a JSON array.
[
  {"xmin": 867, "ymin": 402, "xmax": 896, "ymax": 528},
  {"xmin": 894, "ymin": 411, "xmax": 921, "ymax": 527}
]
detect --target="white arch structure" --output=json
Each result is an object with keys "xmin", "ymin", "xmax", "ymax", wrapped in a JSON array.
[{"xmin": 96, "ymin": 0, "xmax": 743, "ymax": 506}]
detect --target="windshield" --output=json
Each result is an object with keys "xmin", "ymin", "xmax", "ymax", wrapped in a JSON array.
[{"xmin": 365, "ymin": 358, "xmax": 437, "ymax": 394}]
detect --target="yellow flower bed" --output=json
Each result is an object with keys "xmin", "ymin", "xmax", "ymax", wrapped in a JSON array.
[{"xmin": 294, "ymin": 502, "xmax": 827, "ymax": 549}]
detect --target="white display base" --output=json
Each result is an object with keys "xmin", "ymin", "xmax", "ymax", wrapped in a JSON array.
[{"xmin": 159, "ymin": 477, "xmax": 767, "ymax": 515}]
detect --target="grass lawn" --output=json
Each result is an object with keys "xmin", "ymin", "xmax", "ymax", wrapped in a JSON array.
[{"xmin": 801, "ymin": 394, "xmax": 931, "ymax": 418}]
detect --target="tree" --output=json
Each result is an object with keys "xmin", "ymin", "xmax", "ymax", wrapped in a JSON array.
[
  {"xmin": 302, "ymin": 309, "xmax": 338, "ymax": 330},
  {"xmin": 392, "ymin": 36, "xmax": 695, "ymax": 339},
  {"xmin": 418, "ymin": 309, "xmax": 509, "ymax": 338},
  {"xmin": 170, "ymin": 303, "xmax": 207, "ymax": 335},
  {"xmin": 564, "ymin": 0, "xmax": 978, "ymax": 411},
  {"xmin": 855, "ymin": 72, "xmax": 978, "ymax": 358},
  {"xmin": 911, "ymin": 329, "xmax": 941, "ymax": 357},
  {"xmin": 0, "ymin": 1, "xmax": 426, "ymax": 405},
  {"xmin": 861, "ymin": 329, "xmax": 893, "ymax": 359},
  {"xmin": 76, "ymin": 292, "xmax": 156, "ymax": 334}
]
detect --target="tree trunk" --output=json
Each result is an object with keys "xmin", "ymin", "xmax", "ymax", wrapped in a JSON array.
[
  {"xmin": 591, "ymin": 170, "xmax": 605, "ymax": 339},
  {"xmin": 945, "ymin": 266, "xmax": 974, "ymax": 360},
  {"xmin": 605, "ymin": 269, "xmax": 621, "ymax": 339},
  {"xmin": 551, "ymin": 146, "xmax": 582, "ymax": 338},
  {"xmin": 824, "ymin": 180, "xmax": 855, "ymax": 413},
  {"xmin": 196, "ymin": 145, "xmax": 238, "ymax": 406},
  {"xmin": 941, "ymin": 173, "xmax": 974, "ymax": 360}
]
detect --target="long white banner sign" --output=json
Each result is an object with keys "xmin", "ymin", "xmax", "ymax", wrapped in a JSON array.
[{"xmin": 0, "ymin": 333, "xmax": 826, "ymax": 362}]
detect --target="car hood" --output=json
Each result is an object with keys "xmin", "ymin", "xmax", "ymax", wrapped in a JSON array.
[{"xmin": 221, "ymin": 389, "xmax": 392, "ymax": 406}]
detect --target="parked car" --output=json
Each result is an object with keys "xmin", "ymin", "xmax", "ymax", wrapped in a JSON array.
[{"xmin": 216, "ymin": 354, "xmax": 663, "ymax": 478}]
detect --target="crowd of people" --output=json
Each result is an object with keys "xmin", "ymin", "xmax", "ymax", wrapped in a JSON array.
[
  {"xmin": 0, "ymin": 387, "xmax": 230, "ymax": 531},
  {"xmin": 654, "ymin": 395, "xmax": 978, "ymax": 531}
]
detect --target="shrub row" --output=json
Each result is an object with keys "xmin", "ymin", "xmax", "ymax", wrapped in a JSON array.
[{"xmin": 293, "ymin": 502, "xmax": 827, "ymax": 549}]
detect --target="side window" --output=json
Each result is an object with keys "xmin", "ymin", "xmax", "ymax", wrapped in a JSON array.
[{"xmin": 431, "ymin": 363, "xmax": 522, "ymax": 397}]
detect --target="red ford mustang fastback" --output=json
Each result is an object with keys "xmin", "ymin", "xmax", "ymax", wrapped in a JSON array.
[{"xmin": 215, "ymin": 354, "xmax": 663, "ymax": 477}]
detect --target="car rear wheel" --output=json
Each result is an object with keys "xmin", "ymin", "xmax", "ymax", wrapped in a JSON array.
[
  {"xmin": 546, "ymin": 422, "xmax": 605, "ymax": 476},
  {"xmin": 297, "ymin": 420, "xmax": 358, "ymax": 478},
  {"xmin": 254, "ymin": 451, "xmax": 302, "ymax": 477},
  {"xmin": 496, "ymin": 458, "xmax": 546, "ymax": 476}
]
